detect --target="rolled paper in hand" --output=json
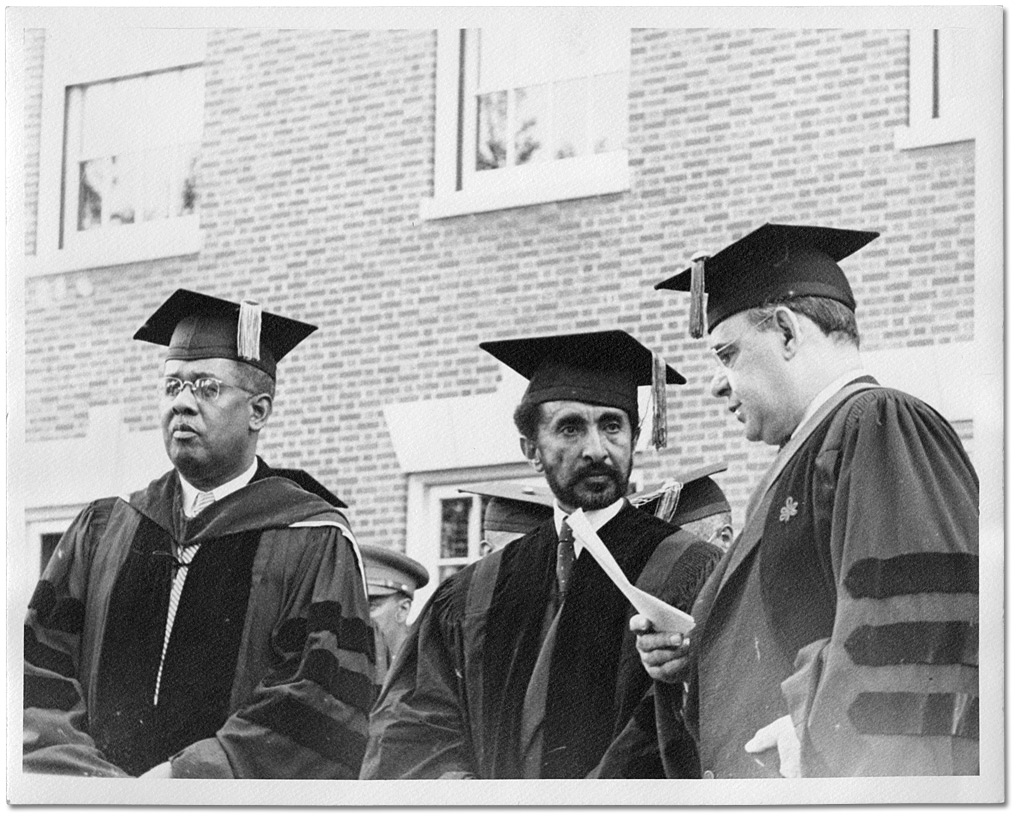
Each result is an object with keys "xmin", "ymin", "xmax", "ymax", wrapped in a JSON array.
[{"xmin": 565, "ymin": 509, "xmax": 696, "ymax": 635}]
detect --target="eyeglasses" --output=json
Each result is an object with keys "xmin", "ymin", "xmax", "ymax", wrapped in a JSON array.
[
  {"xmin": 160, "ymin": 376, "xmax": 255, "ymax": 403},
  {"xmin": 711, "ymin": 313, "xmax": 775, "ymax": 368}
]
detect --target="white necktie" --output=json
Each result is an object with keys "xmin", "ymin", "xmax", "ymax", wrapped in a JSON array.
[{"xmin": 154, "ymin": 491, "xmax": 214, "ymax": 705}]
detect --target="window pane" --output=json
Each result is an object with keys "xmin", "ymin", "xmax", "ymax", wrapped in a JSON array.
[
  {"xmin": 79, "ymin": 80, "xmax": 118, "ymax": 159},
  {"xmin": 66, "ymin": 64, "xmax": 203, "ymax": 237},
  {"xmin": 476, "ymin": 91, "xmax": 507, "ymax": 171},
  {"xmin": 440, "ymin": 497, "xmax": 471, "ymax": 559},
  {"xmin": 590, "ymin": 71, "xmax": 628, "ymax": 154},
  {"xmin": 548, "ymin": 77, "xmax": 587, "ymax": 159},
  {"xmin": 177, "ymin": 143, "xmax": 200, "ymax": 215},
  {"xmin": 107, "ymin": 154, "xmax": 138, "ymax": 225},
  {"xmin": 438, "ymin": 564, "xmax": 464, "ymax": 583},
  {"xmin": 515, "ymin": 85, "xmax": 545, "ymax": 165},
  {"xmin": 78, "ymin": 159, "xmax": 105, "ymax": 230},
  {"xmin": 40, "ymin": 533, "xmax": 62, "ymax": 574}
]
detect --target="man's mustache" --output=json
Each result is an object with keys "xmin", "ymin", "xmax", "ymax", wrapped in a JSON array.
[{"xmin": 574, "ymin": 466, "xmax": 621, "ymax": 481}]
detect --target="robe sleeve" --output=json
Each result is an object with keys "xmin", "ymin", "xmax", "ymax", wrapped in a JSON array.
[
  {"xmin": 169, "ymin": 524, "xmax": 376, "ymax": 778},
  {"xmin": 23, "ymin": 500, "xmax": 130, "ymax": 777},
  {"xmin": 591, "ymin": 533, "xmax": 722, "ymax": 779},
  {"xmin": 360, "ymin": 577, "xmax": 477, "ymax": 779},
  {"xmin": 782, "ymin": 392, "xmax": 980, "ymax": 776}
]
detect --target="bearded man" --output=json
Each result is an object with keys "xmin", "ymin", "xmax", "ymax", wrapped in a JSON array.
[{"xmin": 361, "ymin": 330, "xmax": 723, "ymax": 779}]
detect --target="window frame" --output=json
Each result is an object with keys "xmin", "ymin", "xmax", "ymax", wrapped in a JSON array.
[
  {"xmin": 420, "ymin": 28, "xmax": 631, "ymax": 221},
  {"xmin": 405, "ymin": 462, "xmax": 538, "ymax": 618},
  {"xmin": 18, "ymin": 509, "xmax": 77, "ymax": 613},
  {"xmin": 895, "ymin": 27, "xmax": 977, "ymax": 150},
  {"xmin": 27, "ymin": 26, "xmax": 206, "ymax": 277}
]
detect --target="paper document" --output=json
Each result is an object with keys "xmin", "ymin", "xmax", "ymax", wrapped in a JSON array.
[{"xmin": 566, "ymin": 509, "xmax": 696, "ymax": 636}]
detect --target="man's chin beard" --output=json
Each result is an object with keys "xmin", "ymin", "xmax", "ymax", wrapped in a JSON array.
[{"xmin": 557, "ymin": 475, "xmax": 626, "ymax": 511}]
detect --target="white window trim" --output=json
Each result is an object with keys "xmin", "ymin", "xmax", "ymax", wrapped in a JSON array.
[
  {"xmin": 420, "ymin": 29, "xmax": 631, "ymax": 221},
  {"xmin": 895, "ymin": 28, "xmax": 977, "ymax": 151},
  {"xmin": 27, "ymin": 26, "xmax": 206, "ymax": 277}
]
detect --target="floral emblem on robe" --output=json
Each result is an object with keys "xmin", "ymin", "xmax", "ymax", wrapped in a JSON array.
[{"xmin": 779, "ymin": 496, "xmax": 799, "ymax": 522}]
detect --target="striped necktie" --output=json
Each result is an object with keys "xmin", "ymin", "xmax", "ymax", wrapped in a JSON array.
[
  {"xmin": 556, "ymin": 521, "xmax": 575, "ymax": 603},
  {"xmin": 153, "ymin": 491, "xmax": 214, "ymax": 705}
]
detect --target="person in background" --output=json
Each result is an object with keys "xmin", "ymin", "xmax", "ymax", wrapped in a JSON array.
[
  {"xmin": 631, "ymin": 462, "xmax": 734, "ymax": 551},
  {"xmin": 635, "ymin": 223, "xmax": 979, "ymax": 777},
  {"xmin": 360, "ymin": 546, "xmax": 429, "ymax": 684},
  {"xmin": 459, "ymin": 480, "xmax": 554, "ymax": 556},
  {"xmin": 361, "ymin": 330, "xmax": 723, "ymax": 779},
  {"xmin": 23, "ymin": 289, "xmax": 375, "ymax": 779}
]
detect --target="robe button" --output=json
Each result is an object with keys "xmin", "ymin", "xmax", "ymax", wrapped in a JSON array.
[{"xmin": 703, "ymin": 770, "xmax": 715, "ymax": 779}]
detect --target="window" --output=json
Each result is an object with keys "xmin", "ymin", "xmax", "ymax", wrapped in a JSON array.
[
  {"xmin": 895, "ymin": 28, "xmax": 978, "ymax": 150},
  {"xmin": 422, "ymin": 23, "xmax": 632, "ymax": 220},
  {"xmin": 436, "ymin": 488, "xmax": 484, "ymax": 584},
  {"xmin": 17, "ymin": 514, "xmax": 76, "ymax": 614},
  {"xmin": 62, "ymin": 65, "xmax": 203, "ymax": 247},
  {"xmin": 39, "ymin": 532, "xmax": 62, "ymax": 574},
  {"xmin": 29, "ymin": 27, "xmax": 206, "ymax": 275},
  {"xmin": 406, "ymin": 468, "xmax": 534, "ymax": 613}
]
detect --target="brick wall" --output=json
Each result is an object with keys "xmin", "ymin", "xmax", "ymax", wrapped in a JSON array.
[{"xmin": 22, "ymin": 26, "xmax": 976, "ymax": 542}]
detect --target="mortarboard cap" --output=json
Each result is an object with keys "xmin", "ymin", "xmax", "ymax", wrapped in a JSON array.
[
  {"xmin": 271, "ymin": 468, "xmax": 347, "ymax": 508},
  {"xmin": 361, "ymin": 546, "xmax": 430, "ymax": 598},
  {"xmin": 630, "ymin": 461, "xmax": 730, "ymax": 526},
  {"xmin": 655, "ymin": 223, "xmax": 879, "ymax": 337},
  {"xmin": 480, "ymin": 330, "xmax": 686, "ymax": 449},
  {"xmin": 459, "ymin": 481, "xmax": 555, "ymax": 534},
  {"xmin": 134, "ymin": 289, "xmax": 317, "ymax": 379}
]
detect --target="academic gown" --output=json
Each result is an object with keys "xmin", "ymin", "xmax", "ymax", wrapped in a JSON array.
[
  {"xmin": 662, "ymin": 383, "xmax": 979, "ymax": 778},
  {"xmin": 24, "ymin": 459, "xmax": 376, "ymax": 779},
  {"xmin": 360, "ymin": 501, "xmax": 722, "ymax": 779}
]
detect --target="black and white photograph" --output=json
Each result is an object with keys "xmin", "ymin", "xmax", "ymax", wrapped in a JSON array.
[{"xmin": 4, "ymin": 2, "xmax": 1005, "ymax": 808}]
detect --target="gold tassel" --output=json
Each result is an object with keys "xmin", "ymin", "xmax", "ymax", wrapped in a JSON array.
[
  {"xmin": 653, "ymin": 480, "xmax": 684, "ymax": 523},
  {"xmin": 237, "ymin": 299, "xmax": 262, "ymax": 362},
  {"xmin": 688, "ymin": 254, "xmax": 708, "ymax": 339},
  {"xmin": 651, "ymin": 352, "xmax": 668, "ymax": 450}
]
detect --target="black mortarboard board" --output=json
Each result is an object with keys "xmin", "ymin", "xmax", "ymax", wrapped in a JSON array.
[
  {"xmin": 272, "ymin": 468, "xmax": 347, "ymax": 508},
  {"xmin": 655, "ymin": 223, "xmax": 879, "ymax": 337},
  {"xmin": 360, "ymin": 545, "xmax": 430, "ymax": 598},
  {"xmin": 459, "ymin": 481, "xmax": 555, "ymax": 534},
  {"xmin": 134, "ymin": 289, "xmax": 317, "ymax": 379},
  {"xmin": 630, "ymin": 461, "xmax": 730, "ymax": 525},
  {"xmin": 479, "ymin": 330, "xmax": 686, "ymax": 449}
]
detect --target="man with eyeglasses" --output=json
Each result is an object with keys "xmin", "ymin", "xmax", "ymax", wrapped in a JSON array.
[
  {"xmin": 632, "ymin": 223, "xmax": 979, "ymax": 778},
  {"xmin": 23, "ymin": 289, "xmax": 375, "ymax": 779}
]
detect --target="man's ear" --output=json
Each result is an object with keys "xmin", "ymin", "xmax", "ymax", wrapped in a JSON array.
[
  {"xmin": 773, "ymin": 307, "xmax": 803, "ymax": 358},
  {"xmin": 520, "ymin": 436, "xmax": 544, "ymax": 473},
  {"xmin": 249, "ymin": 394, "xmax": 274, "ymax": 431},
  {"xmin": 396, "ymin": 597, "xmax": 412, "ymax": 626}
]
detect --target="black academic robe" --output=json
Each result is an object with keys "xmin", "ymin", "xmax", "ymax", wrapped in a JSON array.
[
  {"xmin": 666, "ymin": 383, "xmax": 980, "ymax": 778},
  {"xmin": 24, "ymin": 459, "xmax": 376, "ymax": 778},
  {"xmin": 360, "ymin": 501, "xmax": 721, "ymax": 779}
]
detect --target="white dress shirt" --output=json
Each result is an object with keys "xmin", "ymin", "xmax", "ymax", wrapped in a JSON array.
[
  {"xmin": 553, "ymin": 497, "xmax": 625, "ymax": 558},
  {"xmin": 179, "ymin": 458, "xmax": 259, "ymax": 518}
]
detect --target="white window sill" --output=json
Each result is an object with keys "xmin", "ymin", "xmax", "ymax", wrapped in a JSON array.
[
  {"xmin": 25, "ymin": 217, "xmax": 202, "ymax": 276},
  {"xmin": 420, "ymin": 150, "xmax": 630, "ymax": 221},
  {"xmin": 894, "ymin": 119, "xmax": 976, "ymax": 151}
]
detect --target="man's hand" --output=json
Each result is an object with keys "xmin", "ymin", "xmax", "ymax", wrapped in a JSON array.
[
  {"xmin": 744, "ymin": 714, "xmax": 802, "ymax": 778},
  {"xmin": 139, "ymin": 760, "xmax": 173, "ymax": 778},
  {"xmin": 629, "ymin": 613, "xmax": 690, "ymax": 684}
]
